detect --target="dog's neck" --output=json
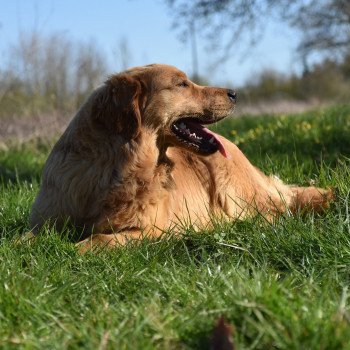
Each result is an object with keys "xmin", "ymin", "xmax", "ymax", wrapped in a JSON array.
[
  {"xmin": 121, "ymin": 128, "xmax": 174, "ymax": 189},
  {"xmin": 156, "ymin": 138, "xmax": 174, "ymax": 169}
]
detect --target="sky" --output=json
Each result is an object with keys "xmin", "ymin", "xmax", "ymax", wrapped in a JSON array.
[{"xmin": 0, "ymin": 0, "xmax": 302, "ymax": 87}]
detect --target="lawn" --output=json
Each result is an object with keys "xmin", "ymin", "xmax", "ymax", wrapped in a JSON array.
[{"xmin": 1, "ymin": 105, "xmax": 350, "ymax": 349}]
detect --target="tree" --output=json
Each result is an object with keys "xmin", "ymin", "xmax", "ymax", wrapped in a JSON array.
[
  {"xmin": 165, "ymin": 0, "xmax": 274, "ymax": 66},
  {"xmin": 286, "ymin": 0, "xmax": 350, "ymax": 57},
  {"xmin": 165, "ymin": 0, "xmax": 350, "ymax": 64}
]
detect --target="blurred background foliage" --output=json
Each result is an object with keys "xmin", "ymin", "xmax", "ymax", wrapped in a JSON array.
[
  {"xmin": 0, "ymin": 32, "xmax": 107, "ymax": 119},
  {"xmin": 240, "ymin": 55, "xmax": 350, "ymax": 104},
  {"xmin": 1, "ymin": 31, "xmax": 349, "ymax": 120},
  {"xmin": 0, "ymin": 0, "xmax": 349, "ymax": 121}
]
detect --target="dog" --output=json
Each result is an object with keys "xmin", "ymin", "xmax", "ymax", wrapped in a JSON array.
[{"xmin": 29, "ymin": 64, "xmax": 333, "ymax": 252}]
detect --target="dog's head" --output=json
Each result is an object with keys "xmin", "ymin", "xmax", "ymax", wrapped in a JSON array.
[{"xmin": 93, "ymin": 64, "xmax": 236, "ymax": 157}]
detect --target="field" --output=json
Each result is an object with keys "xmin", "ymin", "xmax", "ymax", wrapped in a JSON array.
[{"xmin": 1, "ymin": 105, "xmax": 350, "ymax": 349}]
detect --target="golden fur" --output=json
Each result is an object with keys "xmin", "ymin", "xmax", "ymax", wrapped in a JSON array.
[{"xmin": 29, "ymin": 64, "xmax": 333, "ymax": 252}]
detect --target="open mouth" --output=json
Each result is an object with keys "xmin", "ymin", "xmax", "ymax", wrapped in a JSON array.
[{"xmin": 170, "ymin": 117, "xmax": 230, "ymax": 158}]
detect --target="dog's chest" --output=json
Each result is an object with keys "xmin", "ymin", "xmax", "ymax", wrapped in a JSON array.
[{"xmin": 100, "ymin": 165, "xmax": 173, "ymax": 230}]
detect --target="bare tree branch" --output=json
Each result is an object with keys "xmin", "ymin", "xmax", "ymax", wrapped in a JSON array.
[{"xmin": 164, "ymin": 0, "xmax": 350, "ymax": 65}]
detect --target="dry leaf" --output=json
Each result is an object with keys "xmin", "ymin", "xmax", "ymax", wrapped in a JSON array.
[{"xmin": 210, "ymin": 316, "xmax": 235, "ymax": 350}]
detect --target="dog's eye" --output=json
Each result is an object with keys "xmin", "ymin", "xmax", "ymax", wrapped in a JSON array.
[{"xmin": 177, "ymin": 81, "xmax": 189, "ymax": 88}]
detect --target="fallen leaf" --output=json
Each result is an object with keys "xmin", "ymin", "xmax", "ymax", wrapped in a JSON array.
[{"xmin": 210, "ymin": 316, "xmax": 235, "ymax": 350}]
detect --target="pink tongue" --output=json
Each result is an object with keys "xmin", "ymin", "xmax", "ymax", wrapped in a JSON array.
[{"xmin": 203, "ymin": 127, "xmax": 231, "ymax": 159}]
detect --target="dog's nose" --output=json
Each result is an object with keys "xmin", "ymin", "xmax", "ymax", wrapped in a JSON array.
[{"xmin": 227, "ymin": 90, "xmax": 236, "ymax": 102}]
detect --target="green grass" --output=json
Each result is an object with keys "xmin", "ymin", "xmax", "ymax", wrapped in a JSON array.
[{"xmin": 1, "ymin": 105, "xmax": 350, "ymax": 349}]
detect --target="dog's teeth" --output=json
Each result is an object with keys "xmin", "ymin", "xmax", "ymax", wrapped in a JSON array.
[{"xmin": 209, "ymin": 137, "xmax": 215, "ymax": 144}]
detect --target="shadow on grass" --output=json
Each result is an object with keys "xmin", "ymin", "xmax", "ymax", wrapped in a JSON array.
[
  {"xmin": 0, "ymin": 145, "xmax": 49, "ymax": 183},
  {"xmin": 0, "ymin": 164, "xmax": 41, "ymax": 183}
]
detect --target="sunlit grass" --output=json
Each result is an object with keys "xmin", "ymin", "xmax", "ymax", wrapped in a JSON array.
[{"xmin": 1, "ymin": 105, "xmax": 350, "ymax": 349}]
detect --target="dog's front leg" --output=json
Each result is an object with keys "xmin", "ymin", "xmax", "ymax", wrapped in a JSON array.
[{"xmin": 76, "ymin": 228, "xmax": 157, "ymax": 253}]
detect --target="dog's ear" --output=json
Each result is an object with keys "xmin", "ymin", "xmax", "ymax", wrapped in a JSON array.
[{"xmin": 93, "ymin": 74, "xmax": 143, "ymax": 139}]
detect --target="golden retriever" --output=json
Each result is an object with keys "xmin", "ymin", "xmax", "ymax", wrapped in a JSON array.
[{"xmin": 29, "ymin": 64, "xmax": 333, "ymax": 252}]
